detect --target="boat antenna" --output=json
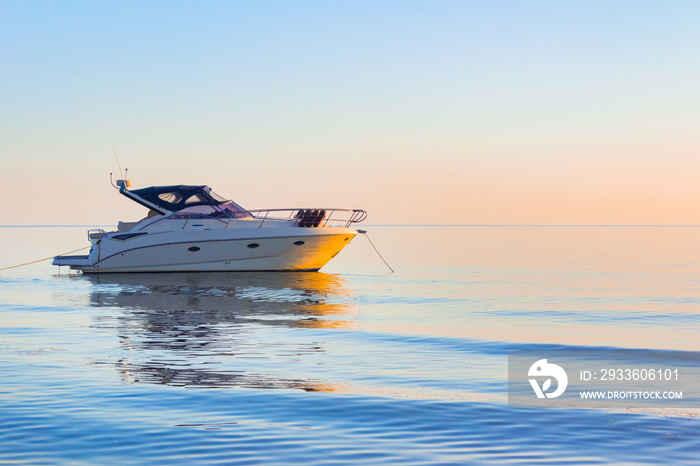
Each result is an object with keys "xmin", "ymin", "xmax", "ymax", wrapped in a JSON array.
[
  {"xmin": 113, "ymin": 145, "xmax": 125, "ymax": 180},
  {"xmin": 110, "ymin": 146, "xmax": 130, "ymax": 191}
]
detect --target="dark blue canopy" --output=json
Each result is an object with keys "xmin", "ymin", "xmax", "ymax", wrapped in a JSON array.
[{"xmin": 122, "ymin": 185, "xmax": 227, "ymax": 214}]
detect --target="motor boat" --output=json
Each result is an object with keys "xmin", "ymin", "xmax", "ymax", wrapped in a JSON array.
[{"xmin": 53, "ymin": 180, "xmax": 366, "ymax": 273}]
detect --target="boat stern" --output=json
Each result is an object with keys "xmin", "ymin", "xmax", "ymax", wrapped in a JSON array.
[
  {"xmin": 52, "ymin": 254, "xmax": 95, "ymax": 269},
  {"xmin": 52, "ymin": 229, "xmax": 104, "ymax": 271}
]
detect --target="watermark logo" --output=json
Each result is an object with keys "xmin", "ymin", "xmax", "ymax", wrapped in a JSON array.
[
  {"xmin": 528, "ymin": 359, "xmax": 568, "ymax": 398},
  {"xmin": 510, "ymin": 350, "xmax": 697, "ymax": 408}
]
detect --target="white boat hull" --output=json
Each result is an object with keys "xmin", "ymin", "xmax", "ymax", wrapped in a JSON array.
[{"xmin": 55, "ymin": 229, "xmax": 357, "ymax": 273}]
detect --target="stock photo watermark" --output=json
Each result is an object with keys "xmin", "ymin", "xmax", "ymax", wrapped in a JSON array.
[{"xmin": 509, "ymin": 350, "xmax": 700, "ymax": 408}]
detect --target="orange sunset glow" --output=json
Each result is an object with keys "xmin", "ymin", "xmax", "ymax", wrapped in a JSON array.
[{"xmin": 2, "ymin": 2, "xmax": 699, "ymax": 226}]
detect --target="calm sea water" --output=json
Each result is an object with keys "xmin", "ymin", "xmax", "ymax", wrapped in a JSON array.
[{"xmin": 1, "ymin": 226, "xmax": 699, "ymax": 465}]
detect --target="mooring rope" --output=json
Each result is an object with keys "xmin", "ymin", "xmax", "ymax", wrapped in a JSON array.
[
  {"xmin": 0, "ymin": 246, "xmax": 90, "ymax": 271},
  {"xmin": 357, "ymin": 230, "xmax": 394, "ymax": 273}
]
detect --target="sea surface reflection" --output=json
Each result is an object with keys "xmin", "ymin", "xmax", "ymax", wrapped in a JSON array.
[
  {"xmin": 3, "ymin": 226, "xmax": 700, "ymax": 465},
  {"xmin": 87, "ymin": 272, "xmax": 356, "ymax": 391}
]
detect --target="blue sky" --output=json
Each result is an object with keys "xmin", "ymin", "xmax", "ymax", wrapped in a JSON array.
[{"xmin": 2, "ymin": 1, "xmax": 699, "ymax": 224}]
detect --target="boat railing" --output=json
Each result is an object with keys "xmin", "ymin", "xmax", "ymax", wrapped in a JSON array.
[
  {"xmin": 140, "ymin": 208, "xmax": 367, "ymax": 230},
  {"xmin": 247, "ymin": 208, "xmax": 367, "ymax": 228}
]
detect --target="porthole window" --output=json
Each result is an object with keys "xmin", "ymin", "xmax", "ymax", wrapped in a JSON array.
[
  {"xmin": 247, "ymin": 243, "xmax": 260, "ymax": 249},
  {"xmin": 188, "ymin": 246, "xmax": 200, "ymax": 252},
  {"xmin": 294, "ymin": 240, "xmax": 305, "ymax": 246}
]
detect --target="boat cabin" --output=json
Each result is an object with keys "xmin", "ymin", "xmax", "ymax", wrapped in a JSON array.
[{"xmin": 117, "ymin": 185, "xmax": 250, "ymax": 232}]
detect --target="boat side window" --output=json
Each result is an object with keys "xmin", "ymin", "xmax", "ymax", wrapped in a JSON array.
[
  {"xmin": 185, "ymin": 193, "xmax": 209, "ymax": 204},
  {"xmin": 158, "ymin": 192, "xmax": 184, "ymax": 204}
]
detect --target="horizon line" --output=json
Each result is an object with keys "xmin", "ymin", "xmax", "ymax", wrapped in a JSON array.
[{"xmin": 2, "ymin": 224, "xmax": 700, "ymax": 228}]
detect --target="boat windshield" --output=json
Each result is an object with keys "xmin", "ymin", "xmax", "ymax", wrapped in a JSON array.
[
  {"xmin": 209, "ymin": 190, "xmax": 230, "ymax": 203},
  {"xmin": 170, "ymin": 201, "xmax": 250, "ymax": 219}
]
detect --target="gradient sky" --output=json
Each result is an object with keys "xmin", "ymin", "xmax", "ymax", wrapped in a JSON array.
[{"xmin": 2, "ymin": 1, "xmax": 699, "ymax": 225}]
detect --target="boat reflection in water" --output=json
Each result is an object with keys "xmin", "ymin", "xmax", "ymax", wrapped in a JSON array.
[{"xmin": 86, "ymin": 272, "xmax": 357, "ymax": 391}]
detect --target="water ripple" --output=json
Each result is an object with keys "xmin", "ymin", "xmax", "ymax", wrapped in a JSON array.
[{"xmin": 2, "ymin": 227, "xmax": 700, "ymax": 464}]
